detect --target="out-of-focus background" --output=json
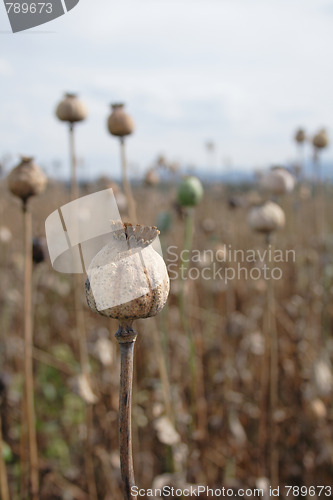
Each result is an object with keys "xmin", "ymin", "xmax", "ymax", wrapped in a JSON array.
[{"xmin": 1, "ymin": 1, "xmax": 333, "ymax": 499}]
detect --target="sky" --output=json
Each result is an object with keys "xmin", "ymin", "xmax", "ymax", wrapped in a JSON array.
[{"xmin": 1, "ymin": 0, "xmax": 333, "ymax": 180}]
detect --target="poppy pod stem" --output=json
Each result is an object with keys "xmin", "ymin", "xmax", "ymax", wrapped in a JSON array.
[
  {"xmin": 69, "ymin": 123, "xmax": 78, "ymax": 200},
  {"xmin": 115, "ymin": 322, "xmax": 138, "ymax": 500},
  {"xmin": 119, "ymin": 137, "xmax": 137, "ymax": 224},
  {"xmin": 68, "ymin": 121, "xmax": 90, "ymax": 373},
  {"xmin": 261, "ymin": 232, "xmax": 279, "ymax": 486},
  {"xmin": 178, "ymin": 208, "xmax": 207, "ymax": 438},
  {"xmin": 68, "ymin": 122, "xmax": 98, "ymax": 499},
  {"xmin": 313, "ymin": 150, "xmax": 325, "ymax": 241},
  {"xmin": 22, "ymin": 200, "xmax": 39, "ymax": 500}
]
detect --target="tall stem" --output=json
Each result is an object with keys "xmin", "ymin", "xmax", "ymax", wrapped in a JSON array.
[
  {"xmin": 69, "ymin": 124, "xmax": 78, "ymax": 200},
  {"xmin": 178, "ymin": 208, "xmax": 207, "ymax": 437},
  {"xmin": 178, "ymin": 209, "xmax": 195, "ymax": 410},
  {"xmin": 267, "ymin": 235, "xmax": 279, "ymax": 487},
  {"xmin": 23, "ymin": 201, "xmax": 39, "ymax": 500},
  {"xmin": 69, "ymin": 123, "xmax": 97, "ymax": 499},
  {"xmin": 313, "ymin": 148, "xmax": 325, "ymax": 241},
  {"xmin": 298, "ymin": 143, "xmax": 304, "ymax": 179},
  {"xmin": 68, "ymin": 122, "xmax": 90, "ymax": 373},
  {"xmin": 120, "ymin": 138, "xmax": 137, "ymax": 223},
  {"xmin": 115, "ymin": 323, "xmax": 138, "ymax": 500}
]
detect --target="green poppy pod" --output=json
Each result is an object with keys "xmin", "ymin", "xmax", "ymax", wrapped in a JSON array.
[{"xmin": 177, "ymin": 176, "xmax": 203, "ymax": 207}]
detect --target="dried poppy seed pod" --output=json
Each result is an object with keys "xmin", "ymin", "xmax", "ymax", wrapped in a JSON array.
[
  {"xmin": 85, "ymin": 223, "xmax": 169, "ymax": 321},
  {"xmin": 7, "ymin": 156, "xmax": 47, "ymax": 203},
  {"xmin": 107, "ymin": 103, "xmax": 134, "ymax": 137},
  {"xmin": 312, "ymin": 129, "xmax": 329, "ymax": 150},
  {"xmin": 260, "ymin": 167, "xmax": 296, "ymax": 195},
  {"xmin": 294, "ymin": 128, "xmax": 306, "ymax": 144},
  {"xmin": 55, "ymin": 93, "xmax": 88, "ymax": 123},
  {"xmin": 248, "ymin": 201, "xmax": 285, "ymax": 234}
]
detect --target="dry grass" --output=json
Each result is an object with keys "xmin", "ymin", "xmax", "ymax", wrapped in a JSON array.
[{"xmin": 1, "ymin": 177, "xmax": 333, "ymax": 498}]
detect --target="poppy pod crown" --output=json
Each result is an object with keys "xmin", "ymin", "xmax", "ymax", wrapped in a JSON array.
[
  {"xmin": 248, "ymin": 201, "xmax": 285, "ymax": 234},
  {"xmin": 55, "ymin": 93, "xmax": 88, "ymax": 123},
  {"xmin": 7, "ymin": 156, "xmax": 47, "ymax": 203},
  {"xmin": 312, "ymin": 129, "xmax": 329, "ymax": 150},
  {"xmin": 260, "ymin": 167, "xmax": 296, "ymax": 195},
  {"xmin": 107, "ymin": 103, "xmax": 135, "ymax": 137},
  {"xmin": 295, "ymin": 128, "xmax": 306, "ymax": 144},
  {"xmin": 85, "ymin": 222, "xmax": 169, "ymax": 321}
]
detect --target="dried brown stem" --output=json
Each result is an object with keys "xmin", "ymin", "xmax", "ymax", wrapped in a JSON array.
[
  {"xmin": 120, "ymin": 138, "xmax": 137, "ymax": 224},
  {"xmin": 69, "ymin": 122, "xmax": 90, "ymax": 373},
  {"xmin": 23, "ymin": 201, "xmax": 39, "ymax": 500},
  {"xmin": 257, "ymin": 234, "xmax": 279, "ymax": 484},
  {"xmin": 115, "ymin": 322, "xmax": 138, "ymax": 500},
  {"xmin": 69, "ymin": 123, "xmax": 97, "ymax": 500},
  {"xmin": 151, "ymin": 319, "xmax": 174, "ymax": 425},
  {"xmin": 69, "ymin": 123, "xmax": 78, "ymax": 200},
  {"xmin": 267, "ymin": 245, "xmax": 279, "ymax": 488},
  {"xmin": 19, "ymin": 393, "xmax": 27, "ymax": 498}
]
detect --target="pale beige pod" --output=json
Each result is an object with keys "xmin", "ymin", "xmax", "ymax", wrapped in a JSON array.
[
  {"xmin": 312, "ymin": 129, "xmax": 329, "ymax": 150},
  {"xmin": 248, "ymin": 201, "xmax": 285, "ymax": 234},
  {"xmin": 260, "ymin": 167, "xmax": 296, "ymax": 195},
  {"xmin": 85, "ymin": 222, "xmax": 169, "ymax": 320},
  {"xmin": 7, "ymin": 156, "xmax": 47, "ymax": 203},
  {"xmin": 144, "ymin": 168, "xmax": 160, "ymax": 186},
  {"xmin": 107, "ymin": 103, "xmax": 134, "ymax": 137},
  {"xmin": 55, "ymin": 93, "xmax": 88, "ymax": 123}
]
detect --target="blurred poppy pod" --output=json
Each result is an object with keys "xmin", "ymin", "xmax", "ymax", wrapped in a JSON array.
[
  {"xmin": 201, "ymin": 217, "xmax": 216, "ymax": 234},
  {"xmin": 0, "ymin": 226, "xmax": 12, "ymax": 244},
  {"xmin": 85, "ymin": 222, "xmax": 169, "ymax": 321},
  {"xmin": 56, "ymin": 94, "xmax": 87, "ymax": 123},
  {"xmin": 32, "ymin": 237, "xmax": 46, "ymax": 264},
  {"xmin": 294, "ymin": 128, "xmax": 306, "ymax": 144},
  {"xmin": 156, "ymin": 155, "xmax": 167, "ymax": 168},
  {"xmin": 260, "ymin": 167, "xmax": 296, "ymax": 195},
  {"xmin": 312, "ymin": 129, "xmax": 329, "ymax": 150},
  {"xmin": 144, "ymin": 168, "xmax": 160, "ymax": 186},
  {"xmin": 107, "ymin": 103, "xmax": 134, "ymax": 137},
  {"xmin": 55, "ymin": 93, "xmax": 88, "ymax": 123},
  {"xmin": 248, "ymin": 201, "xmax": 285, "ymax": 234},
  {"xmin": 7, "ymin": 156, "xmax": 47, "ymax": 203},
  {"xmin": 177, "ymin": 176, "xmax": 203, "ymax": 207}
]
